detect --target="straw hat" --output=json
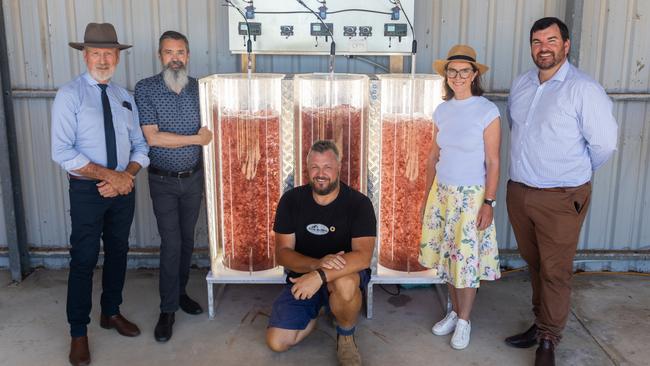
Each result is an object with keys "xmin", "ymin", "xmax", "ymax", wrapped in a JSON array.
[
  {"xmin": 433, "ymin": 44, "xmax": 489, "ymax": 76},
  {"xmin": 69, "ymin": 23, "xmax": 132, "ymax": 50}
]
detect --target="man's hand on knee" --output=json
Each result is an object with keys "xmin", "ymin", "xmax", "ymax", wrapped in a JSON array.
[
  {"xmin": 289, "ymin": 272, "xmax": 324, "ymax": 300},
  {"xmin": 318, "ymin": 251, "xmax": 346, "ymax": 270}
]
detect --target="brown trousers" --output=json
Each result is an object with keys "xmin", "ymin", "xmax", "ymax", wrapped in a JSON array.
[{"xmin": 506, "ymin": 180, "xmax": 591, "ymax": 343}]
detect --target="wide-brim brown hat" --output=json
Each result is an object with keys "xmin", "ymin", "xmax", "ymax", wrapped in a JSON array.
[
  {"xmin": 433, "ymin": 44, "xmax": 489, "ymax": 76},
  {"xmin": 69, "ymin": 23, "xmax": 132, "ymax": 50}
]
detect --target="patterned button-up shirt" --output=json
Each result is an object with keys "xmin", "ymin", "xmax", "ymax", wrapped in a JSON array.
[{"xmin": 134, "ymin": 73, "xmax": 201, "ymax": 172}]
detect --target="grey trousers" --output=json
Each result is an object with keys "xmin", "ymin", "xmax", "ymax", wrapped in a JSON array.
[{"xmin": 148, "ymin": 168, "xmax": 204, "ymax": 313}]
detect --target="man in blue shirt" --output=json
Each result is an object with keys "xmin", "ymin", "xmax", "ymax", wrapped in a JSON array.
[
  {"xmin": 51, "ymin": 23, "xmax": 149, "ymax": 366},
  {"xmin": 505, "ymin": 17, "xmax": 617, "ymax": 366},
  {"xmin": 134, "ymin": 31, "xmax": 212, "ymax": 343}
]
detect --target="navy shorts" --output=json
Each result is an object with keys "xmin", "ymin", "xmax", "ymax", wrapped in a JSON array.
[{"xmin": 268, "ymin": 269, "xmax": 371, "ymax": 330}]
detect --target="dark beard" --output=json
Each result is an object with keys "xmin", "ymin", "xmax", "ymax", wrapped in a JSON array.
[
  {"xmin": 310, "ymin": 178, "xmax": 339, "ymax": 196},
  {"xmin": 533, "ymin": 51, "xmax": 566, "ymax": 70},
  {"xmin": 162, "ymin": 62, "xmax": 189, "ymax": 92}
]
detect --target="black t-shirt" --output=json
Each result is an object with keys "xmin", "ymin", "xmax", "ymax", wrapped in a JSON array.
[{"xmin": 273, "ymin": 183, "xmax": 377, "ymax": 277}]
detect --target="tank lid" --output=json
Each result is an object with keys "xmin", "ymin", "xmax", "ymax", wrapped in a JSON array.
[
  {"xmin": 376, "ymin": 73, "xmax": 443, "ymax": 80},
  {"xmin": 199, "ymin": 73, "xmax": 285, "ymax": 83},
  {"xmin": 294, "ymin": 73, "xmax": 369, "ymax": 81}
]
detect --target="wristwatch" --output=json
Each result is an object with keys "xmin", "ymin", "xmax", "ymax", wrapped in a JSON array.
[
  {"xmin": 483, "ymin": 198, "xmax": 496, "ymax": 207},
  {"xmin": 316, "ymin": 268, "xmax": 328, "ymax": 284}
]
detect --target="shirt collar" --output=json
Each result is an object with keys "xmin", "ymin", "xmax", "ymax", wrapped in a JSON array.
[
  {"xmin": 549, "ymin": 59, "xmax": 571, "ymax": 82},
  {"xmin": 156, "ymin": 71, "xmax": 193, "ymax": 95},
  {"xmin": 156, "ymin": 72, "xmax": 174, "ymax": 94},
  {"xmin": 82, "ymin": 72, "xmax": 113, "ymax": 88},
  {"xmin": 527, "ymin": 59, "xmax": 571, "ymax": 86}
]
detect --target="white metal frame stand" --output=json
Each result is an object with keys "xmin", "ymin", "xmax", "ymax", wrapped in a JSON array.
[
  {"xmin": 206, "ymin": 261, "xmax": 451, "ymax": 320},
  {"xmin": 206, "ymin": 258, "xmax": 286, "ymax": 319},
  {"xmin": 366, "ymin": 264, "xmax": 449, "ymax": 319}
]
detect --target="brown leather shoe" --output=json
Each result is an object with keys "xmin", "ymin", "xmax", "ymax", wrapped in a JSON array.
[
  {"xmin": 100, "ymin": 314, "xmax": 141, "ymax": 337},
  {"xmin": 69, "ymin": 336, "xmax": 90, "ymax": 366},
  {"xmin": 535, "ymin": 339, "xmax": 556, "ymax": 366},
  {"xmin": 505, "ymin": 324, "xmax": 538, "ymax": 348}
]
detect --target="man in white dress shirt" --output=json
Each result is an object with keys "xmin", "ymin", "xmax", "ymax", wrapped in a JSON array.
[{"xmin": 504, "ymin": 17, "xmax": 617, "ymax": 366}]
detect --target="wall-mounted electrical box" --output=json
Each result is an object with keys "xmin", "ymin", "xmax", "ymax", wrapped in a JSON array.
[
  {"xmin": 310, "ymin": 23, "xmax": 333, "ymax": 37},
  {"xmin": 384, "ymin": 23, "xmax": 407, "ymax": 37},
  {"xmin": 227, "ymin": 0, "xmax": 415, "ymax": 55},
  {"xmin": 238, "ymin": 22, "xmax": 262, "ymax": 36}
]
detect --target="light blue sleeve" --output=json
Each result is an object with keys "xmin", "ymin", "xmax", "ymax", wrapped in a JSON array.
[
  {"xmin": 51, "ymin": 87, "xmax": 91, "ymax": 173},
  {"xmin": 578, "ymin": 82, "xmax": 618, "ymax": 170},
  {"xmin": 126, "ymin": 94, "xmax": 150, "ymax": 169},
  {"xmin": 483, "ymin": 101, "xmax": 501, "ymax": 128}
]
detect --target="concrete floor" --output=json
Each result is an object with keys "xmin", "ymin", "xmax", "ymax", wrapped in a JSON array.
[{"xmin": 0, "ymin": 269, "xmax": 648, "ymax": 366}]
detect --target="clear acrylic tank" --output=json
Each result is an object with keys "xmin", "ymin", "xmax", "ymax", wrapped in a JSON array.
[
  {"xmin": 376, "ymin": 74, "xmax": 444, "ymax": 272},
  {"xmin": 199, "ymin": 73, "xmax": 287, "ymax": 272},
  {"xmin": 293, "ymin": 73, "xmax": 369, "ymax": 192}
]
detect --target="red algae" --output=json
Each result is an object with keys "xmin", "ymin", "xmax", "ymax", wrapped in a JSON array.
[
  {"xmin": 218, "ymin": 111, "xmax": 281, "ymax": 271},
  {"xmin": 379, "ymin": 114, "xmax": 434, "ymax": 272}
]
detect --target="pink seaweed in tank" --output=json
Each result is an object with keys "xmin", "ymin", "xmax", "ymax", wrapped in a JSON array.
[
  {"xmin": 219, "ymin": 111, "xmax": 281, "ymax": 271},
  {"xmin": 299, "ymin": 106, "xmax": 363, "ymax": 190}
]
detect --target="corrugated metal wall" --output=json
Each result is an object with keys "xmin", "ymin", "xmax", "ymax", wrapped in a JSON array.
[
  {"xmin": 576, "ymin": 0, "xmax": 650, "ymax": 251},
  {"xmin": 1, "ymin": 0, "xmax": 649, "ymax": 261},
  {"xmin": 413, "ymin": 0, "xmax": 567, "ymax": 91}
]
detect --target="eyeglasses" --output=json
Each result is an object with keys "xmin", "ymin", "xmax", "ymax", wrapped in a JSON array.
[{"xmin": 446, "ymin": 68, "xmax": 474, "ymax": 79}]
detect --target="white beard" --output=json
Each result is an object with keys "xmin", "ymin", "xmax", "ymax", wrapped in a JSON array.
[
  {"xmin": 162, "ymin": 65, "xmax": 189, "ymax": 94},
  {"xmin": 89, "ymin": 67, "xmax": 115, "ymax": 83}
]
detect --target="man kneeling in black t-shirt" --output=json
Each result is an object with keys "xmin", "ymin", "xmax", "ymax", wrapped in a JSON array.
[{"xmin": 266, "ymin": 140, "xmax": 377, "ymax": 366}]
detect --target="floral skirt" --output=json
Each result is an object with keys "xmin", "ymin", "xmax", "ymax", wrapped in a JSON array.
[{"xmin": 418, "ymin": 179, "xmax": 501, "ymax": 288}]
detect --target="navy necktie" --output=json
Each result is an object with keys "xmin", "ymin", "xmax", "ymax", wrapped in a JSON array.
[{"xmin": 98, "ymin": 84, "xmax": 117, "ymax": 170}]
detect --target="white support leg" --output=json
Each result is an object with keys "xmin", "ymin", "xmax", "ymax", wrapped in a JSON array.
[
  {"xmin": 433, "ymin": 283, "xmax": 452, "ymax": 314},
  {"xmin": 366, "ymin": 282, "xmax": 374, "ymax": 319},
  {"xmin": 207, "ymin": 278, "xmax": 215, "ymax": 320}
]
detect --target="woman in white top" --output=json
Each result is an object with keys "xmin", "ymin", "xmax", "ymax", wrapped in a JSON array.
[{"xmin": 419, "ymin": 45, "xmax": 501, "ymax": 350}]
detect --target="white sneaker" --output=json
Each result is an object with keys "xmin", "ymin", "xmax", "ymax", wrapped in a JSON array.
[
  {"xmin": 450, "ymin": 319, "xmax": 471, "ymax": 350},
  {"xmin": 432, "ymin": 310, "xmax": 458, "ymax": 335}
]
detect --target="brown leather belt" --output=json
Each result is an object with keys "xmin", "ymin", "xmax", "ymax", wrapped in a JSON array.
[{"xmin": 510, "ymin": 180, "xmax": 590, "ymax": 193}]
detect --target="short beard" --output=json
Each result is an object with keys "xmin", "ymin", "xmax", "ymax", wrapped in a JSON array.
[
  {"xmin": 310, "ymin": 177, "xmax": 339, "ymax": 196},
  {"xmin": 162, "ymin": 62, "xmax": 189, "ymax": 93},
  {"xmin": 533, "ymin": 51, "xmax": 566, "ymax": 70}
]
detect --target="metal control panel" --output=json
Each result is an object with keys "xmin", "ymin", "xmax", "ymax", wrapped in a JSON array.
[
  {"xmin": 227, "ymin": 0, "xmax": 415, "ymax": 55},
  {"xmin": 238, "ymin": 22, "xmax": 262, "ymax": 36},
  {"xmin": 310, "ymin": 23, "xmax": 334, "ymax": 37},
  {"xmin": 384, "ymin": 23, "xmax": 407, "ymax": 37}
]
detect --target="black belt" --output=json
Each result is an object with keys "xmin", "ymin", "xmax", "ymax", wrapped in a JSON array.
[
  {"xmin": 68, "ymin": 174, "xmax": 100, "ymax": 183},
  {"xmin": 148, "ymin": 164, "xmax": 201, "ymax": 178}
]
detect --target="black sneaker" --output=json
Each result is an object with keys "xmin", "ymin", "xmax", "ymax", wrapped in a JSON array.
[{"xmin": 179, "ymin": 294, "xmax": 203, "ymax": 315}]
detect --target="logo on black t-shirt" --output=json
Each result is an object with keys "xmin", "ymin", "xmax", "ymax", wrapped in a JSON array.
[{"xmin": 306, "ymin": 223, "xmax": 329, "ymax": 236}]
